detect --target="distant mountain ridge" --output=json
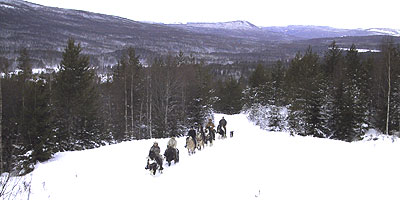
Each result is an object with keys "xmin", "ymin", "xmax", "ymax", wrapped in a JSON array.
[
  {"xmin": 263, "ymin": 25, "xmax": 400, "ymax": 39},
  {"xmin": 1, "ymin": 0, "xmax": 399, "ymax": 68},
  {"xmin": 171, "ymin": 21, "xmax": 400, "ymax": 39},
  {"xmin": 182, "ymin": 20, "xmax": 259, "ymax": 30}
]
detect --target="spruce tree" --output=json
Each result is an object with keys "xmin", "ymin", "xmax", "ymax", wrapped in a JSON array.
[
  {"xmin": 243, "ymin": 64, "xmax": 269, "ymax": 108},
  {"xmin": 110, "ymin": 61, "xmax": 127, "ymax": 141},
  {"xmin": 323, "ymin": 41, "xmax": 344, "ymax": 139},
  {"xmin": 21, "ymin": 77, "xmax": 53, "ymax": 173},
  {"xmin": 270, "ymin": 60, "xmax": 285, "ymax": 106},
  {"xmin": 17, "ymin": 48, "xmax": 32, "ymax": 151},
  {"xmin": 285, "ymin": 53, "xmax": 305, "ymax": 135},
  {"xmin": 0, "ymin": 59, "xmax": 7, "ymax": 173},
  {"xmin": 53, "ymin": 38, "xmax": 103, "ymax": 150},
  {"xmin": 286, "ymin": 48, "xmax": 325, "ymax": 137},
  {"xmin": 215, "ymin": 77, "xmax": 244, "ymax": 114},
  {"xmin": 185, "ymin": 63, "xmax": 213, "ymax": 127},
  {"xmin": 344, "ymin": 44, "xmax": 369, "ymax": 140},
  {"xmin": 268, "ymin": 60, "xmax": 286, "ymax": 131},
  {"xmin": 249, "ymin": 64, "xmax": 267, "ymax": 88}
]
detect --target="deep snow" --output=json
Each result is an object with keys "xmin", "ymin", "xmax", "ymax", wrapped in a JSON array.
[{"xmin": 3, "ymin": 114, "xmax": 400, "ymax": 200}]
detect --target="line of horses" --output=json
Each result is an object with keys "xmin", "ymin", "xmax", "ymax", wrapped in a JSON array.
[
  {"xmin": 185, "ymin": 125, "xmax": 227, "ymax": 155},
  {"xmin": 145, "ymin": 125, "xmax": 232, "ymax": 175}
]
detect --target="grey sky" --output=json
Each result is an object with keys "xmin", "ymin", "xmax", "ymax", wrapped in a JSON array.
[{"xmin": 27, "ymin": 0, "xmax": 399, "ymax": 29}]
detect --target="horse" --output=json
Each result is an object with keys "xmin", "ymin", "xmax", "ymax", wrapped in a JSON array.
[
  {"xmin": 205, "ymin": 127, "xmax": 215, "ymax": 146},
  {"xmin": 145, "ymin": 150, "xmax": 163, "ymax": 175},
  {"xmin": 196, "ymin": 133, "xmax": 205, "ymax": 150},
  {"xmin": 186, "ymin": 137, "xmax": 196, "ymax": 155},
  {"xmin": 217, "ymin": 125, "xmax": 226, "ymax": 139},
  {"xmin": 164, "ymin": 146, "xmax": 179, "ymax": 166}
]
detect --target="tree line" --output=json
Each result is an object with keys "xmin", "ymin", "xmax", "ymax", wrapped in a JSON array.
[{"xmin": 244, "ymin": 38, "xmax": 400, "ymax": 142}]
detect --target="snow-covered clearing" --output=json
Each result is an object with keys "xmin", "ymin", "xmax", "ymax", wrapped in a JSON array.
[{"xmin": 4, "ymin": 114, "xmax": 400, "ymax": 200}]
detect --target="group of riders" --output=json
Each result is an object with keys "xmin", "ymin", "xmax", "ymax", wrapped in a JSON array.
[{"xmin": 145, "ymin": 117, "xmax": 229, "ymax": 175}]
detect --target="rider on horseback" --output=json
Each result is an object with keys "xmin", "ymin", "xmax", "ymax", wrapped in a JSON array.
[
  {"xmin": 188, "ymin": 126, "xmax": 197, "ymax": 148},
  {"xmin": 198, "ymin": 124, "xmax": 206, "ymax": 145},
  {"xmin": 164, "ymin": 137, "xmax": 179, "ymax": 166},
  {"xmin": 219, "ymin": 116, "xmax": 227, "ymax": 136},
  {"xmin": 206, "ymin": 118, "xmax": 215, "ymax": 141},
  {"xmin": 149, "ymin": 141, "xmax": 163, "ymax": 170},
  {"xmin": 206, "ymin": 118, "xmax": 215, "ymax": 130}
]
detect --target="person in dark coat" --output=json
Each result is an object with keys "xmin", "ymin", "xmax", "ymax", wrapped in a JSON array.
[{"xmin": 219, "ymin": 116, "xmax": 227, "ymax": 136}]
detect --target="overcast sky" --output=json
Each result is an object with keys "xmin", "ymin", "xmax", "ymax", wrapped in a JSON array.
[{"xmin": 27, "ymin": 0, "xmax": 399, "ymax": 29}]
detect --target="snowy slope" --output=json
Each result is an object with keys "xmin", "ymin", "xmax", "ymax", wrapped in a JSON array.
[
  {"xmin": 5, "ymin": 114, "xmax": 400, "ymax": 200},
  {"xmin": 184, "ymin": 20, "xmax": 259, "ymax": 30},
  {"xmin": 367, "ymin": 28, "xmax": 400, "ymax": 36}
]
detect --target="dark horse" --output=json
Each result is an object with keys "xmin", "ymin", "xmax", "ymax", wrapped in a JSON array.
[
  {"xmin": 206, "ymin": 127, "xmax": 215, "ymax": 145},
  {"xmin": 217, "ymin": 125, "xmax": 226, "ymax": 138},
  {"xmin": 145, "ymin": 150, "xmax": 163, "ymax": 175},
  {"xmin": 164, "ymin": 147, "xmax": 179, "ymax": 166}
]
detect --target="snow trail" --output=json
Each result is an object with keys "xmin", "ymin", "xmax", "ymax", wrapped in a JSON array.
[{"xmin": 9, "ymin": 113, "xmax": 400, "ymax": 200}]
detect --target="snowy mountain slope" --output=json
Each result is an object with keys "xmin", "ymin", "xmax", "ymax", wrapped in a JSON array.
[
  {"xmin": 263, "ymin": 25, "xmax": 400, "ymax": 39},
  {"xmin": 184, "ymin": 20, "xmax": 259, "ymax": 30},
  {"xmin": 5, "ymin": 114, "xmax": 400, "ymax": 200},
  {"xmin": 366, "ymin": 28, "xmax": 400, "ymax": 36}
]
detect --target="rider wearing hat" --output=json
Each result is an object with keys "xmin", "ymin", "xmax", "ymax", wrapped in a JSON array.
[{"xmin": 149, "ymin": 141, "xmax": 163, "ymax": 170}]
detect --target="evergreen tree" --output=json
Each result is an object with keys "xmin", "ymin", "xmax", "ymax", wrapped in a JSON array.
[
  {"xmin": 185, "ymin": 63, "xmax": 213, "ymax": 127},
  {"xmin": 323, "ymin": 41, "xmax": 344, "ymax": 139},
  {"xmin": 16, "ymin": 48, "xmax": 32, "ymax": 152},
  {"xmin": 1, "ymin": 69, "xmax": 21, "ymax": 172},
  {"xmin": 388, "ymin": 47, "xmax": 400, "ymax": 134},
  {"xmin": 270, "ymin": 60, "xmax": 285, "ymax": 106},
  {"xmin": 0, "ymin": 58, "xmax": 8, "ymax": 173},
  {"xmin": 53, "ymin": 38, "xmax": 103, "ymax": 151},
  {"xmin": 109, "ymin": 61, "xmax": 128, "ymax": 141},
  {"xmin": 286, "ymin": 48, "xmax": 325, "ymax": 137},
  {"xmin": 243, "ymin": 64, "xmax": 270, "ymax": 109},
  {"xmin": 285, "ymin": 53, "xmax": 305, "ymax": 135},
  {"xmin": 215, "ymin": 77, "xmax": 244, "ymax": 114},
  {"xmin": 249, "ymin": 64, "xmax": 267, "ymax": 88},
  {"xmin": 267, "ymin": 60, "xmax": 286, "ymax": 131},
  {"xmin": 21, "ymin": 77, "xmax": 54, "ymax": 173},
  {"xmin": 330, "ymin": 81, "xmax": 354, "ymax": 141},
  {"xmin": 344, "ymin": 44, "xmax": 370, "ymax": 140},
  {"xmin": 4, "ymin": 50, "xmax": 55, "ymax": 173},
  {"xmin": 323, "ymin": 41, "xmax": 343, "ymax": 77}
]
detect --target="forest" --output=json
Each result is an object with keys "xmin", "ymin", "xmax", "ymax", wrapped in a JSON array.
[{"xmin": 1, "ymin": 37, "xmax": 399, "ymax": 175}]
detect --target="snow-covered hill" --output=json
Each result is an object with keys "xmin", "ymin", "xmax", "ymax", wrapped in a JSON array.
[
  {"xmin": 367, "ymin": 28, "xmax": 400, "ymax": 36},
  {"xmin": 4, "ymin": 113, "xmax": 400, "ymax": 200},
  {"xmin": 184, "ymin": 20, "xmax": 259, "ymax": 30},
  {"xmin": 263, "ymin": 25, "xmax": 400, "ymax": 39}
]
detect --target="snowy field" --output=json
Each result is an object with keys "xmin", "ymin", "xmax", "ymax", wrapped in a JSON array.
[{"xmin": 3, "ymin": 113, "xmax": 400, "ymax": 200}]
